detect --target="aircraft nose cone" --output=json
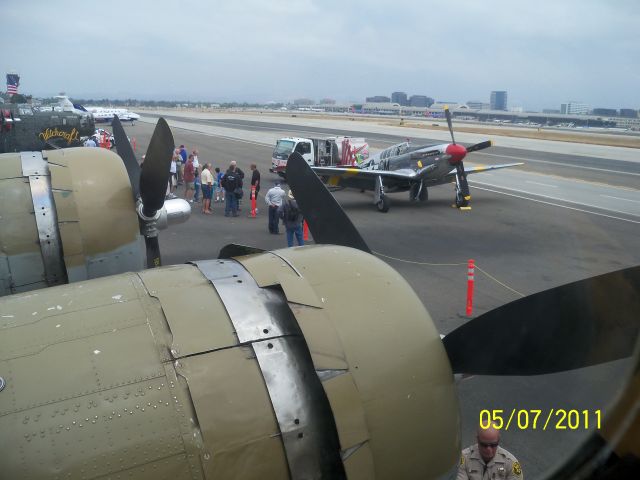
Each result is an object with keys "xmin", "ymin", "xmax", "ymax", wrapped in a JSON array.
[{"xmin": 446, "ymin": 144, "xmax": 467, "ymax": 164}]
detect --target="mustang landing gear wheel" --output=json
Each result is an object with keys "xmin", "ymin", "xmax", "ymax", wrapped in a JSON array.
[
  {"xmin": 377, "ymin": 196, "xmax": 390, "ymax": 212},
  {"xmin": 410, "ymin": 182, "xmax": 428, "ymax": 202},
  {"xmin": 455, "ymin": 189, "xmax": 469, "ymax": 208},
  {"xmin": 409, "ymin": 183, "xmax": 419, "ymax": 201},
  {"xmin": 418, "ymin": 183, "xmax": 428, "ymax": 202}
]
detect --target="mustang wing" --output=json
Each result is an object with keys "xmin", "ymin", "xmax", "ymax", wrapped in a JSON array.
[
  {"xmin": 311, "ymin": 165, "xmax": 436, "ymax": 191},
  {"xmin": 433, "ymin": 162, "xmax": 524, "ymax": 186}
]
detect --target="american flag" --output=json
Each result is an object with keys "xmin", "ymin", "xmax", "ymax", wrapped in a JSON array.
[{"xmin": 6, "ymin": 74, "xmax": 19, "ymax": 95}]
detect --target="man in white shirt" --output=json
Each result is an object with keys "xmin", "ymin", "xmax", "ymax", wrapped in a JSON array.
[
  {"xmin": 192, "ymin": 150, "xmax": 201, "ymax": 202},
  {"xmin": 264, "ymin": 181, "xmax": 285, "ymax": 234},
  {"xmin": 166, "ymin": 153, "xmax": 178, "ymax": 199},
  {"xmin": 200, "ymin": 163, "xmax": 214, "ymax": 214}
]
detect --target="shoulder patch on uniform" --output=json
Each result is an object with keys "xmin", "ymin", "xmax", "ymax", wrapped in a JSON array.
[
  {"xmin": 460, "ymin": 455, "xmax": 465, "ymax": 466},
  {"xmin": 513, "ymin": 461, "xmax": 522, "ymax": 476}
]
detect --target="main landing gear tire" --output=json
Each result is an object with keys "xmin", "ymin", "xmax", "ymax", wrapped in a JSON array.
[
  {"xmin": 418, "ymin": 185, "xmax": 428, "ymax": 202},
  {"xmin": 409, "ymin": 183, "xmax": 419, "ymax": 202},
  {"xmin": 455, "ymin": 190, "xmax": 468, "ymax": 208},
  {"xmin": 410, "ymin": 182, "xmax": 428, "ymax": 202},
  {"xmin": 377, "ymin": 197, "xmax": 390, "ymax": 213}
]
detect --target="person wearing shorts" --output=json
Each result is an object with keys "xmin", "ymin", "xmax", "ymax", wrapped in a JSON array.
[{"xmin": 200, "ymin": 163, "xmax": 214, "ymax": 214}]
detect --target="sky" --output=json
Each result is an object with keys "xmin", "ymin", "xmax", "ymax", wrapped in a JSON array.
[{"xmin": 4, "ymin": 0, "xmax": 639, "ymax": 111}]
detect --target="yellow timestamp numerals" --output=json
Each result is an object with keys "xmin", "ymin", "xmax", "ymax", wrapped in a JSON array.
[{"xmin": 479, "ymin": 409, "xmax": 602, "ymax": 431}]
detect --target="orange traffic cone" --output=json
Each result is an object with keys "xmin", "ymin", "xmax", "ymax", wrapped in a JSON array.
[{"xmin": 250, "ymin": 185, "xmax": 257, "ymax": 218}]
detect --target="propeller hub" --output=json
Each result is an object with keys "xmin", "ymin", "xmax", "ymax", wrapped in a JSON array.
[{"xmin": 446, "ymin": 143, "xmax": 467, "ymax": 164}]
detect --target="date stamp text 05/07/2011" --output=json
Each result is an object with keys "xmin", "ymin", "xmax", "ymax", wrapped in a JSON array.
[{"xmin": 479, "ymin": 409, "xmax": 602, "ymax": 431}]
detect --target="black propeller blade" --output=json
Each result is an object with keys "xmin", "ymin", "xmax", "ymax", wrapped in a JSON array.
[
  {"xmin": 112, "ymin": 115, "xmax": 141, "ymax": 200},
  {"xmin": 443, "ymin": 266, "xmax": 640, "ymax": 376},
  {"xmin": 455, "ymin": 163, "xmax": 471, "ymax": 203},
  {"xmin": 444, "ymin": 106, "xmax": 456, "ymax": 144},
  {"xmin": 286, "ymin": 152, "xmax": 371, "ymax": 253},
  {"xmin": 139, "ymin": 118, "xmax": 174, "ymax": 268},
  {"xmin": 218, "ymin": 244, "xmax": 266, "ymax": 259},
  {"xmin": 444, "ymin": 106, "xmax": 471, "ymax": 206},
  {"xmin": 112, "ymin": 116, "xmax": 174, "ymax": 268},
  {"xmin": 466, "ymin": 140, "xmax": 492, "ymax": 153},
  {"xmin": 143, "ymin": 236, "xmax": 161, "ymax": 269},
  {"xmin": 139, "ymin": 118, "xmax": 174, "ymax": 218}
]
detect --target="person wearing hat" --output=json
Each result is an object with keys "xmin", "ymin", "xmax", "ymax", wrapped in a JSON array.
[
  {"xmin": 279, "ymin": 190, "xmax": 304, "ymax": 247},
  {"xmin": 264, "ymin": 181, "xmax": 285, "ymax": 234}
]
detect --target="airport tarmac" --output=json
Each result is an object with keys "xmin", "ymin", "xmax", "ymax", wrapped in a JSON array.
[{"xmin": 119, "ymin": 115, "xmax": 639, "ymax": 478}]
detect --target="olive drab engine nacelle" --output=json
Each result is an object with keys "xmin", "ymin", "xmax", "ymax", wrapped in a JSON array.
[
  {"xmin": 0, "ymin": 246, "xmax": 460, "ymax": 479},
  {"xmin": 0, "ymin": 148, "xmax": 190, "ymax": 296}
]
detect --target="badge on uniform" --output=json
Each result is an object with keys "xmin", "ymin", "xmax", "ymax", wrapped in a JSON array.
[{"xmin": 513, "ymin": 461, "xmax": 522, "ymax": 476}]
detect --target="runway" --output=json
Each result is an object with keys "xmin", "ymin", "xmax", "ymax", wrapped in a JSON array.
[
  {"xmin": 146, "ymin": 112, "xmax": 640, "ymax": 191},
  {"xmin": 121, "ymin": 113, "xmax": 640, "ymax": 478}
]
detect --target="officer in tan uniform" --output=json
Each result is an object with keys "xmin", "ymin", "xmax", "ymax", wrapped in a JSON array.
[{"xmin": 457, "ymin": 424, "xmax": 523, "ymax": 479}]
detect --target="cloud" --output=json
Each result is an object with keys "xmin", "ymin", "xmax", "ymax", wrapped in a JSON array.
[{"xmin": 3, "ymin": 0, "xmax": 639, "ymax": 109}]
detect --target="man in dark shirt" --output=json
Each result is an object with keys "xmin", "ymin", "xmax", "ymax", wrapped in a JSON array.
[
  {"xmin": 178, "ymin": 145, "xmax": 188, "ymax": 184},
  {"xmin": 222, "ymin": 163, "xmax": 240, "ymax": 217},
  {"xmin": 279, "ymin": 190, "xmax": 304, "ymax": 247},
  {"xmin": 230, "ymin": 160, "xmax": 245, "ymax": 211},
  {"xmin": 250, "ymin": 163, "xmax": 260, "ymax": 210}
]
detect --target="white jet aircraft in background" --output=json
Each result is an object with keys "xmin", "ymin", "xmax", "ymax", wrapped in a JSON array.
[{"xmin": 85, "ymin": 106, "xmax": 141, "ymax": 124}]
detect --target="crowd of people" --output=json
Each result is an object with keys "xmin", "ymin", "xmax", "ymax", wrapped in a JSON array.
[
  {"xmin": 83, "ymin": 128, "xmax": 115, "ymax": 148},
  {"xmin": 167, "ymin": 144, "xmax": 304, "ymax": 247}
]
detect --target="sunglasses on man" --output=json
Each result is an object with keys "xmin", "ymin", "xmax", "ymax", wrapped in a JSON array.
[{"xmin": 478, "ymin": 441, "xmax": 499, "ymax": 448}]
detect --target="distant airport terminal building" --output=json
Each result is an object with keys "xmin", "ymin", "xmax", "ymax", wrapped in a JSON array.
[
  {"xmin": 409, "ymin": 95, "xmax": 434, "ymax": 107},
  {"xmin": 365, "ymin": 95, "xmax": 390, "ymax": 103},
  {"xmin": 490, "ymin": 91, "xmax": 508, "ymax": 111},
  {"xmin": 285, "ymin": 100, "xmax": 638, "ymax": 130},
  {"xmin": 466, "ymin": 100, "xmax": 490, "ymax": 110},
  {"xmin": 561, "ymin": 102, "xmax": 589, "ymax": 115},
  {"xmin": 391, "ymin": 91, "xmax": 408, "ymax": 106}
]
